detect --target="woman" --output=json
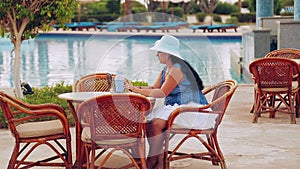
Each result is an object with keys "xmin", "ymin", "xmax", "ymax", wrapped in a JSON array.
[{"xmin": 125, "ymin": 35, "xmax": 208, "ymax": 169}]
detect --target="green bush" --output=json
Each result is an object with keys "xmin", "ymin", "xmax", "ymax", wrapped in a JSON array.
[
  {"xmin": 132, "ymin": 7, "xmax": 147, "ymax": 14},
  {"xmin": 170, "ymin": 7, "xmax": 184, "ymax": 18},
  {"xmin": 154, "ymin": 7, "xmax": 184, "ymax": 19},
  {"xmin": 86, "ymin": 3, "xmax": 109, "ymax": 15},
  {"xmin": 231, "ymin": 12, "xmax": 256, "ymax": 23},
  {"xmin": 213, "ymin": 14, "xmax": 222, "ymax": 23},
  {"xmin": 131, "ymin": 80, "xmax": 148, "ymax": 86},
  {"xmin": 86, "ymin": 1, "xmax": 121, "ymax": 15},
  {"xmin": 214, "ymin": 2, "xmax": 239, "ymax": 15},
  {"xmin": 195, "ymin": 12, "xmax": 206, "ymax": 22},
  {"xmin": 80, "ymin": 14, "xmax": 120, "ymax": 22},
  {"xmin": 281, "ymin": 12, "xmax": 294, "ymax": 16},
  {"xmin": 226, "ymin": 16, "xmax": 238, "ymax": 24},
  {"xmin": 0, "ymin": 82, "xmax": 74, "ymax": 128}
]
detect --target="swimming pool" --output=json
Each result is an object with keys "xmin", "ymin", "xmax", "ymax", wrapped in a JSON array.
[{"xmin": 0, "ymin": 33, "xmax": 243, "ymax": 87}]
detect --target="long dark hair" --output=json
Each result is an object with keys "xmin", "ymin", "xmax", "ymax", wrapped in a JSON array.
[{"xmin": 170, "ymin": 55, "xmax": 204, "ymax": 90}]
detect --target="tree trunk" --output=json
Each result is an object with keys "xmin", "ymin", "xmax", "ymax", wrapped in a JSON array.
[
  {"xmin": 13, "ymin": 38, "xmax": 23, "ymax": 98},
  {"xmin": 197, "ymin": 0, "xmax": 219, "ymax": 14},
  {"xmin": 124, "ymin": 0, "xmax": 133, "ymax": 21},
  {"xmin": 238, "ymin": 0, "xmax": 242, "ymax": 13}
]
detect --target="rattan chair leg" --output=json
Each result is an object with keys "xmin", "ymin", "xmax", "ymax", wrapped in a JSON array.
[
  {"xmin": 220, "ymin": 161, "xmax": 227, "ymax": 169},
  {"xmin": 269, "ymin": 95, "xmax": 276, "ymax": 118},
  {"xmin": 288, "ymin": 94, "xmax": 296, "ymax": 124},
  {"xmin": 8, "ymin": 145, "xmax": 19, "ymax": 169},
  {"xmin": 213, "ymin": 135, "xmax": 227, "ymax": 169},
  {"xmin": 296, "ymin": 92, "xmax": 300, "ymax": 118},
  {"xmin": 291, "ymin": 114, "xmax": 296, "ymax": 124},
  {"xmin": 252, "ymin": 95, "xmax": 261, "ymax": 123}
]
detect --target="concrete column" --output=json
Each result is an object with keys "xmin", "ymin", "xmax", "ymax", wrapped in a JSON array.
[
  {"xmin": 295, "ymin": 0, "xmax": 300, "ymax": 21},
  {"xmin": 277, "ymin": 21, "xmax": 300, "ymax": 49},
  {"xmin": 252, "ymin": 29, "xmax": 271, "ymax": 58},
  {"xmin": 256, "ymin": 0, "xmax": 273, "ymax": 28}
]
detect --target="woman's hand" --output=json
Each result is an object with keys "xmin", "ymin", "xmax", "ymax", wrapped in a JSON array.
[{"xmin": 124, "ymin": 78, "xmax": 138, "ymax": 93}]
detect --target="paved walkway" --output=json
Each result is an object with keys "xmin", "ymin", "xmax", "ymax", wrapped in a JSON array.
[{"xmin": 1, "ymin": 84, "xmax": 300, "ymax": 168}]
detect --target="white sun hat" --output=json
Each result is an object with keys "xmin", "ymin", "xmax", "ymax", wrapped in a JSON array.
[{"xmin": 150, "ymin": 35, "xmax": 183, "ymax": 59}]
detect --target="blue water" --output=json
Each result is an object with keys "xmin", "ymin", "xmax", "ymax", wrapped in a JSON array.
[{"xmin": 0, "ymin": 33, "xmax": 243, "ymax": 87}]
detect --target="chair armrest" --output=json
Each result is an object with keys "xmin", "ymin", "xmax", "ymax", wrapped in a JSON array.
[
  {"xmin": 1, "ymin": 93, "xmax": 68, "ymax": 116},
  {"xmin": 25, "ymin": 103, "xmax": 68, "ymax": 116},
  {"xmin": 3, "ymin": 96, "xmax": 69, "ymax": 125},
  {"xmin": 293, "ymin": 73, "xmax": 298, "ymax": 80},
  {"xmin": 167, "ymin": 106, "xmax": 221, "ymax": 129}
]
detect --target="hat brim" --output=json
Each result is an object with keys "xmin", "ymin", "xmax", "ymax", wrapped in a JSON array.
[{"xmin": 150, "ymin": 43, "xmax": 183, "ymax": 59}]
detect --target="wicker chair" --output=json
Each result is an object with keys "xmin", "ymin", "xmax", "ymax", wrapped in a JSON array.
[
  {"xmin": 77, "ymin": 94, "xmax": 151, "ymax": 169},
  {"xmin": 72, "ymin": 72, "xmax": 116, "ymax": 167},
  {"xmin": 249, "ymin": 57, "xmax": 299, "ymax": 123},
  {"xmin": 265, "ymin": 48, "xmax": 300, "ymax": 59},
  {"xmin": 164, "ymin": 80, "xmax": 238, "ymax": 169},
  {"xmin": 73, "ymin": 73, "xmax": 115, "ymax": 92},
  {"xmin": 0, "ymin": 92, "xmax": 72, "ymax": 169},
  {"xmin": 265, "ymin": 48, "xmax": 300, "ymax": 117}
]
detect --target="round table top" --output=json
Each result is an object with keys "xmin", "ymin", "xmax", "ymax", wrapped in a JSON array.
[
  {"xmin": 58, "ymin": 92, "xmax": 111, "ymax": 102},
  {"xmin": 58, "ymin": 92, "xmax": 155, "ymax": 102}
]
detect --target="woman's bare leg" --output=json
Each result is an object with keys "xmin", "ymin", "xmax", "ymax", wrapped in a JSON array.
[{"xmin": 146, "ymin": 118, "xmax": 167, "ymax": 169}]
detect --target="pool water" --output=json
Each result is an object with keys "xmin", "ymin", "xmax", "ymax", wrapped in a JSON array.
[{"xmin": 0, "ymin": 33, "xmax": 243, "ymax": 87}]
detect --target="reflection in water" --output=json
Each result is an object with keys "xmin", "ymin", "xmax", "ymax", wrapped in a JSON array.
[{"xmin": 0, "ymin": 34, "xmax": 242, "ymax": 87}]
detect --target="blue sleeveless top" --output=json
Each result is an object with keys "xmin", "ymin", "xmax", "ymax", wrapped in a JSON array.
[{"xmin": 161, "ymin": 63, "xmax": 208, "ymax": 106}]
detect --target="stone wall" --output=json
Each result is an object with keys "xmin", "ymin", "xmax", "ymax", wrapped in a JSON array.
[
  {"xmin": 259, "ymin": 16, "xmax": 294, "ymax": 36},
  {"xmin": 278, "ymin": 21, "xmax": 300, "ymax": 49}
]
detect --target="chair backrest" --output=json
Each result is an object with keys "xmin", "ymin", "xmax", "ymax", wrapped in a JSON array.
[
  {"xmin": 168, "ymin": 80, "xmax": 238, "ymax": 128},
  {"xmin": 203, "ymin": 80, "xmax": 238, "ymax": 125},
  {"xmin": 264, "ymin": 49, "xmax": 300, "ymax": 75},
  {"xmin": 0, "ymin": 92, "xmax": 17, "ymax": 133},
  {"xmin": 265, "ymin": 48, "xmax": 300, "ymax": 59},
  {"xmin": 0, "ymin": 92, "xmax": 38, "ymax": 136},
  {"xmin": 73, "ymin": 73, "xmax": 115, "ymax": 92},
  {"xmin": 249, "ymin": 57, "xmax": 299, "ymax": 90},
  {"xmin": 77, "ymin": 94, "xmax": 151, "ymax": 141}
]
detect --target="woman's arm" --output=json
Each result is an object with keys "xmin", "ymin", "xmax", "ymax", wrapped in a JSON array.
[
  {"xmin": 129, "ymin": 67, "xmax": 183, "ymax": 98},
  {"xmin": 127, "ymin": 71, "xmax": 162, "ymax": 96}
]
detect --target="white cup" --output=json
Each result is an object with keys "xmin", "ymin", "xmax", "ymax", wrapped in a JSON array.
[{"xmin": 115, "ymin": 79, "xmax": 124, "ymax": 93}]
